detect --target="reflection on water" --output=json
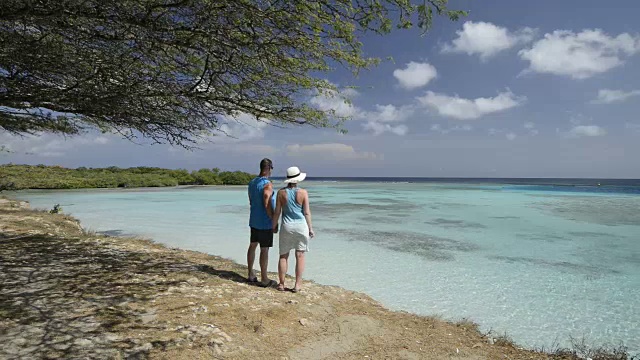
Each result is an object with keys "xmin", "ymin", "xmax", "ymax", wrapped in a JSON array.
[
  {"xmin": 488, "ymin": 255, "xmax": 621, "ymax": 278},
  {"xmin": 535, "ymin": 197, "xmax": 640, "ymax": 226},
  {"xmin": 424, "ymin": 218, "xmax": 487, "ymax": 229}
]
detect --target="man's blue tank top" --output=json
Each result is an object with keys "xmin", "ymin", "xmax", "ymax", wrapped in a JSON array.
[
  {"xmin": 282, "ymin": 187, "xmax": 305, "ymax": 223},
  {"xmin": 248, "ymin": 176, "xmax": 275, "ymax": 229}
]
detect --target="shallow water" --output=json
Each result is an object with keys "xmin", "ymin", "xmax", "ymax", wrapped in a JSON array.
[{"xmin": 17, "ymin": 181, "xmax": 640, "ymax": 354}]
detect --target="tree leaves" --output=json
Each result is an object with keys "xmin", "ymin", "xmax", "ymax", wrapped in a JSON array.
[{"xmin": 0, "ymin": 0, "xmax": 465, "ymax": 147}]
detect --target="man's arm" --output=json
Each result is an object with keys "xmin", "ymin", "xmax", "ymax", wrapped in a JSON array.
[{"xmin": 263, "ymin": 182, "xmax": 274, "ymax": 220}]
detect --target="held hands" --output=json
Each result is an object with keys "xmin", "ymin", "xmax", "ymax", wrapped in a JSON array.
[{"xmin": 272, "ymin": 224, "xmax": 279, "ymax": 234}]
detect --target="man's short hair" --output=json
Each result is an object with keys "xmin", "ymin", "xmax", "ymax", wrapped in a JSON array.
[{"xmin": 260, "ymin": 158, "xmax": 273, "ymax": 171}]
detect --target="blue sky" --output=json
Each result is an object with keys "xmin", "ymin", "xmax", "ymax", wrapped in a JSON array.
[{"xmin": 2, "ymin": 0, "xmax": 640, "ymax": 178}]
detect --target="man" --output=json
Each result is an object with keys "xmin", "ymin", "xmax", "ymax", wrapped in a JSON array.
[{"xmin": 247, "ymin": 158, "xmax": 277, "ymax": 287}]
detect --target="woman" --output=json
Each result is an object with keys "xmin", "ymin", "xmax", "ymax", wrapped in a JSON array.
[{"xmin": 272, "ymin": 166, "xmax": 314, "ymax": 293}]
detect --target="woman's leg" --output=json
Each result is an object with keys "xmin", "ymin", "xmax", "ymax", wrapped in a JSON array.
[
  {"xmin": 278, "ymin": 252, "xmax": 289, "ymax": 290},
  {"xmin": 294, "ymin": 250, "xmax": 305, "ymax": 291}
]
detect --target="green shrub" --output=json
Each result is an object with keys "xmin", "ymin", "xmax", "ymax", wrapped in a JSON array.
[{"xmin": 0, "ymin": 164, "xmax": 254, "ymax": 189}]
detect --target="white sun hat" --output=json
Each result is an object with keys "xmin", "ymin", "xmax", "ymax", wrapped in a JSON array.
[{"xmin": 284, "ymin": 166, "xmax": 307, "ymax": 183}]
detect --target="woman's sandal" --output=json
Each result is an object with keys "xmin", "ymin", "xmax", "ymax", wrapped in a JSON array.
[{"xmin": 276, "ymin": 284, "xmax": 287, "ymax": 291}]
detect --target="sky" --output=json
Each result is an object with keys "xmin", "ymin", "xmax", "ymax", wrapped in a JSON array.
[{"xmin": 2, "ymin": 0, "xmax": 640, "ymax": 178}]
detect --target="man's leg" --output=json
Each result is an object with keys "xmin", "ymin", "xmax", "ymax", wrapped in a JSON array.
[
  {"xmin": 259, "ymin": 246, "xmax": 270, "ymax": 283},
  {"xmin": 294, "ymin": 250, "xmax": 306, "ymax": 291},
  {"xmin": 278, "ymin": 252, "xmax": 289, "ymax": 290},
  {"xmin": 247, "ymin": 242, "xmax": 258, "ymax": 280}
]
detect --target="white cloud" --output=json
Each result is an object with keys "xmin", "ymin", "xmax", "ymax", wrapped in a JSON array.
[
  {"xmin": 0, "ymin": 133, "xmax": 111, "ymax": 157},
  {"xmin": 523, "ymin": 122, "xmax": 539, "ymax": 136},
  {"xmin": 569, "ymin": 125, "xmax": 607, "ymax": 137},
  {"xmin": 215, "ymin": 112, "xmax": 269, "ymax": 142},
  {"xmin": 393, "ymin": 62, "xmax": 437, "ymax": 90},
  {"xmin": 626, "ymin": 123, "xmax": 640, "ymax": 132},
  {"xmin": 357, "ymin": 104, "xmax": 413, "ymax": 136},
  {"xmin": 362, "ymin": 122, "xmax": 408, "ymax": 136},
  {"xmin": 430, "ymin": 124, "xmax": 473, "ymax": 134},
  {"xmin": 364, "ymin": 104, "xmax": 414, "ymax": 123},
  {"xmin": 592, "ymin": 89, "xmax": 640, "ymax": 104},
  {"xmin": 286, "ymin": 143, "xmax": 381, "ymax": 161},
  {"xmin": 519, "ymin": 29, "xmax": 640, "ymax": 79},
  {"xmin": 442, "ymin": 21, "xmax": 536, "ymax": 60},
  {"xmin": 221, "ymin": 144, "xmax": 277, "ymax": 155},
  {"xmin": 94, "ymin": 136, "xmax": 110, "ymax": 145},
  {"xmin": 488, "ymin": 128, "xmax": 517, "ymax": 140},
  {"xmin": 309, "ymin": 88, "xmax": 359, "ymax": 118},
  {"xmin": 417, "ymin": 90, "xmax": 525, "ymax": 120}
]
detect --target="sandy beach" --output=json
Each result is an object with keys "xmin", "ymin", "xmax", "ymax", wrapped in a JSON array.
[{"xmin": 0, "ymin": 198, "xmax": 622, "ymax": 359}]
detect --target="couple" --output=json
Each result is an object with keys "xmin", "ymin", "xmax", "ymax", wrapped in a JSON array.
[{"xmin": 247, "ymin": 158, "xmax": 314, "ymax": 293}]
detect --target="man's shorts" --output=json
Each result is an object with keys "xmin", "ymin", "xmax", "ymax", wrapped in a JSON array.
[{"xmin": 250, "ymin": 227, "xmax": 273, "ymax": 248}]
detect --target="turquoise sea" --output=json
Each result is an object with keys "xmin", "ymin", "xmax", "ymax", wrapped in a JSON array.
[{"xmin": 16, "ymin": 179, "xmax": 640, "ymax": 354}]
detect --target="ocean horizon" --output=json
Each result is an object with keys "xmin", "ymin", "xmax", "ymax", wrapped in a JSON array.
[{"xmin": 16, "ymin": 178, "xmax": 640, "ymax": 355}]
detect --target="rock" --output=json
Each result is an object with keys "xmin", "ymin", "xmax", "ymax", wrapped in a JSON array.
[
  {"xmin": 213, "ymin": 344, "xmax": 222, "ymax": 355},
  {"xmin": 209, "ymin": 338, "xmax": 224, "ymax": 346},
  {"xmin": 193, "ymin": 305, "xmax": 208, "ymax": 313},
  {"xmin": 52, "ymin": 343, "xmax": 71, "ymax": 351},
  {"xmin": 103, "ymin": 333, "xmax": 121, "ymax": 342},
  {"xmin": 140, "ymin": 313, "xmax": 157, "ymax": 324},
  {"xmin": 488, "ymin": 338, "xmax": 495, "ymax": 345},
  {"xmin": 12, "ymin": 338, "xmax": 27, "ymax": 346},
  {"xmin": 73, "ymin": 338, "xmax": 93, "ymax": 347},
  {"xmin": 132, "ymin": 342, "xmax": 153, "ymax": 353},
  {"xmin": 472, "ymin": 342, "xmax": 482, "ymax": 348},
  {"xmin": 219, "ymin": 331, "xmax": 232, "ymax": 342},
  {"xmin": 18, "ymin": 346, "xmax": 39, "ymax": 356},
  {"xmin": 287, "ymin": 300, "xmax": 299, "ymax": 305},
  {"xmin": 2, "ymin": 345, "xmax": 20, "ymax": 355},
  {"xmin": 299, "ymin": 318, "xmax": 309, "ymax": 326},
  {"xmin": 187, "ymin": 277, "xmax": 202, "ymax": 285}
]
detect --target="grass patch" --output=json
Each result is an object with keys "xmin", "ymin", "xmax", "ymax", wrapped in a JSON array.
[
  {"xmin": 549, "ymin": 336, "xmax": 637, "ymax": 360},
  {"xmin": 455, "ymin": 317, "xmax": 480, "ymax": 333}
]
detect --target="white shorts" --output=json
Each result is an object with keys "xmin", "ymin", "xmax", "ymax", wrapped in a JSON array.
[{"xmin": 279, "ymin": 221, "xmax": 309, "ymax": 255}]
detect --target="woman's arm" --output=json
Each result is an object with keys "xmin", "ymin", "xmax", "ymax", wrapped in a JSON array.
[
  {"xmin": 272, "ymin": 189, "xmax": 283, "ymax": 233},
  {"xmin": 302, "ymin": 189, "xmax": 314, "ymax": 238}
]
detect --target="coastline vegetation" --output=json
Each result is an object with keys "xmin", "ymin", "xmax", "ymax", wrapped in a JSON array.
[{"xmin": 0, "ymin": 164, "xmax": 254, "ymax": 190}]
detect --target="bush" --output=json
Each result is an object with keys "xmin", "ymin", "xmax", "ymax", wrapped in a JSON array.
[{"xmin": 0, "ymin": 164, "xmax": 255, "ymax": 190}]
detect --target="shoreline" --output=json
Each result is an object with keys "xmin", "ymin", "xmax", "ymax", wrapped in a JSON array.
[{"xmin": 0, "ymin": 197, "xmax": 633, "ymax": 359}]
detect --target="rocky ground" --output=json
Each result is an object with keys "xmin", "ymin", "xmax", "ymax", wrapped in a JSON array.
[{"xmin": 0, "ymin": 198, "xmax": 627, "ymax": 359}]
